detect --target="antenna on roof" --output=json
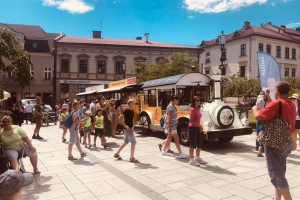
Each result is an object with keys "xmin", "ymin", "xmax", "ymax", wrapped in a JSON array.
[{"xmin": 260, "ymin": 23, "xmax": 264, "ymax": 27}]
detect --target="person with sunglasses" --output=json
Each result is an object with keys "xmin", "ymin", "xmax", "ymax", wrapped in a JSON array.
[
  {"xmin": 161, "ymin": 94, "xmax": 188, "ymax": 159},
  {"xmin": 0, "ymin": 116, "xmax": 40, "ymax": 174}
]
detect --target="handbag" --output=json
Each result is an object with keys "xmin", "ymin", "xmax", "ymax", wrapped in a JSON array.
[{"xmin": 257, "ymin": 100, "xmax": 291, "ymax": 150}]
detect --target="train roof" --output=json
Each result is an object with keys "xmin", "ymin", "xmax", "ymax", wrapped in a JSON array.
[{"xmin": 141, "ymin": 73, "xmax": 211, "ymax": 88}]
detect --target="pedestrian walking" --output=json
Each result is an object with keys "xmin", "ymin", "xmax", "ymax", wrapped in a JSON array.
[
  {"xmin": 239, "ymin": 95, "xmax": 250, "ymax": 119},
  {"xmin": 25, "ymin": 101, "xmax": 33, "ymax": 124},
  {"xmin": 59, "ymin": 107, "xmax": 68, "ymax": 143},
  {"xmin": 252, "ymin": 81, "xmax": 296, "ymax": 200},
  {"xmin": 114, "ymin": 99, "xmax": 139, "ymax": 163},
  {"xmin": 32, "ymin": 96, "xmax": 44, "ymax": 140},
  {"xmin": 188, "ymin": 96, "xmax": 206, "ymax": 166},
  {"xmin": 97, "ymin": 96, "xmax": 112, "ymax": 137},
  {"xmin": 82, "ymin": 110, "xmax": 92, "ymax": 148},
  {"xmin": 290, "ymin": 94, "xmax": 300, "ymax": 151},
  {"xmin": 67, "ymin": 101, "xmax": 87, "ymax": 161},
  {"xmin": 94, "ymin": 108, "xmax": 107, "ymax": 148},
  {"xmin": 161, "ymin": 94, "xmax": 188, "ymax": 158}
]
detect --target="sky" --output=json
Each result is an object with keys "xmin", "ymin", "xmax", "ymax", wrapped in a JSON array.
[{"xmin": 0, "ymin": 0, "xmax": 299, "ymax": 46}]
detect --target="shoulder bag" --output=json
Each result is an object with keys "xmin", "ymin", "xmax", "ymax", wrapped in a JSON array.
[{"xmin": 257, "ymin": 100, "xmax": 291, "ymax": 150}]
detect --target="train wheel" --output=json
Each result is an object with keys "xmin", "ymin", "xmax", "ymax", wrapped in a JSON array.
[
  {"xmin": 139, "ymin": 114, "xmax": 150, "ymax": 133},
  {"xmin": 218, "ymin": 136, "xmax": 234, "ymax": 143},
  {"xmin": 178, "ymin": 123, "xmax": 189, "ymax": 146}
]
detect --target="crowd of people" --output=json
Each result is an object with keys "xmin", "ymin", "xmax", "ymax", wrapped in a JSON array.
[{"xmin": 1, "ymin": 81, "xmax": 300, "ymax": 200}]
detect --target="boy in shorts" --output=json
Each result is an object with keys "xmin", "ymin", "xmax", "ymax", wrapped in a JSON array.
[
  {"xmin": 114, "ymin": 99, "xmax": 139, "ymax": 163},
  {"xmin": 94, "ymin": 109, "xmax": 107, "ymax": 148},
  {"xmin": 68, "ymin": 102, "xmax": 87, "ymax": 161}
]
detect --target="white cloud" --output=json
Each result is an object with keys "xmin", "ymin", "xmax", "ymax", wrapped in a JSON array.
[
  {"xmin": 188, "ymin": 15, "xmax": 195, "ymax": 18},
  {"xmin": 42, "ymin": 0, "xmax": 94, "ymax": 14},
  {"xmin": 270, "ymin": 2, "xmax": 276, "ymax": 6},
  {"xmin": 286, "ymin": 22, "xmax": 300, "ymax": 28},
  {"xmin": 183, "ymin": 0, "xmax": 268, "ymax": 13}
]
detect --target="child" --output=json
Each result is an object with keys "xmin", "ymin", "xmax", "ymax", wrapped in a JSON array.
[
  {"xmin": 82, "ymin": 110, "xmax": 92, "ymax": 148},
  {"xmin": 59, "ymin": 107, "xmax": 68, "ymax": 143},
  {"xmin": 68, "ymin": 101, "xmax": 87, "ymax": 161},
  {"xmin": 94, "ymin": 109, "xmax": 107, "ymax": 148},
  {"xmin": 114, "ymin": 99, "xmax": 139, "ymax": 163}
]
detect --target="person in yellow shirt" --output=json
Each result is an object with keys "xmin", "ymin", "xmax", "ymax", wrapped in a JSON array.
[
  {"xmin": 94, "ymin": 109, "xmax": 107, "ymax": 148},
  {"xmin": 59, "ymin": 107, "xmax": 68, "ymax": 143},
  {"xmin": 82, "ymin": 110, "xmax": 92, "ymax": 148}
]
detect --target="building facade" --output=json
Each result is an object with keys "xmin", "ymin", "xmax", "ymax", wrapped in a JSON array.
[
  {"xmin": 54, "ymin": 32, "xmax": 202, "ymax": 102},
  {"xmin": 199, "ymin": 22, "xmax": 300, "ymax": 79},
  {"xmin": 0, "ymin": 23, "xmax": 59, "ymax": 105}
]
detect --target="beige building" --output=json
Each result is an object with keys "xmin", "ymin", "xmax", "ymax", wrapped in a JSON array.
[
  {"xmin": 0, "ymin": 23, "xmax": 59, "ymax": 105},
  {"xmin": 54, "ymin": 32, "xmax": 202, "ymax": 102},
  {"xmin": 199, "ymin": 22, "xmax": 300, "ymax": 79}
]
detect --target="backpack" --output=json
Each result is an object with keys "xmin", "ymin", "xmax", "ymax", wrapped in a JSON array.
[{"xmin": 64, "ymin": 111, "xmax": 75, "ymax": 129}]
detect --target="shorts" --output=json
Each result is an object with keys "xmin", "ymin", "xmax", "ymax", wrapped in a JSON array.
[
  {"xmin": 69, "ymin": 126, "xmax": 80, "ymax": 144},
  {"xmin": 188, "ymin": 126, "xmax": 203, "ymax": 149},
  {"xmin": 124, "ymin": 129, "xmax": 137, "ymax": 144},
  {"xmin": 35, "ymin": 119, "xmax": 42, "ymax": 130},
  {"xmin": 296, "ymin": 121, "xmax": 300, "ymax": 129},
  {"xmin": 95, "ymin": 128, "xmax": 105, "ymax": 137},
  {"xmin": 5, "ymin": 146, "xmax": 37, "ymax": 161},
  {"xmin": 83, "ymin": 126, "xmax": 91, "ymax": 133},
  {"xmin": 164, "ymin": 129, "xmax": 177, "ymax": 134}
]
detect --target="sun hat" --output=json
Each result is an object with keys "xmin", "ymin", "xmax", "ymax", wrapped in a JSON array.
[
  {"xmin": 0, "ymin": 170, "xmax": 34, "ymax": 195},
  {"xmin": 291, "ymin": 94, "xmax": 300, "ymax": 100},
  {"xmin": 85, "ymin": 110, "xmax": 92, "ymax": 115}
]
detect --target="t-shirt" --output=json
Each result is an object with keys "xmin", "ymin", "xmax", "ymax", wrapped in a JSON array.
[
  {"xmin": 123, "ymin": 108, "xmax": 134, "ymax": 128},
  {"xmin": 165, "ymin": 103, "xmax": 178, "ymax": 131},
  {"xmin": 188, "ymin": 107, "xmax": 202, "ymax": 127},
  {"xmin": 71, "ymin": 110, "xmax": 80, "ymax": 128},
  {"xmin": 59, "ymin": 112, "xmax": 68, "ymax": 121},
  {"xmin": 256, "ymin": 98, "xmax": 269, "ymax": 110},
  {"xmin": 259, "ymin": 99, "xmax": 296, "ymax": 133},
  {"xmin": 95, "ymin": 116, "xmax": 104, "ymax": 129},
  {"xmin": 25, "ymin": 104, "xmax": 33, "ymax": 113},
  {"xmin": 34, "ymin": 104, "xmax": 43, "ymax": 121},
  {"xmin": 84, "ymin": 117, "xmax": 91, "ymax": 127},
  {"xmin": 0, "ymin": 125, "xmax": 27, "ymax": 150},
  {"xmin": 90, "ymin": 103, "xmax": 96, "ymax": 115}
]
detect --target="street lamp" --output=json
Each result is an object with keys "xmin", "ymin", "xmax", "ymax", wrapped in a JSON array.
[
  {"xmin": 218, "ymin": 31, "xmax": 227, "ymax": 75},
  {"xmin": 122, "ymin": 62, "xmax": 126, "ymax": 79}
]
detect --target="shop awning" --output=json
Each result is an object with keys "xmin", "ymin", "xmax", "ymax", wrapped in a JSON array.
[
  {"xmin": 97, "ymin": 86, "xmax": 126, "ymax": 93},
  {"xmin": 76, "ymin": 90, "xmax": 98, "ymax": 96},
  {"xmin": 0, "ymin": 90, "xmax": 11, "ymax": 101}
]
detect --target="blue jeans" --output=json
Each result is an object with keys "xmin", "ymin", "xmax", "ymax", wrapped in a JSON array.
[
  {"xmin": 264, "ymin": 140, "xmax": 292, "ymax": 189},
  {"xmin": 124, "ymin": 129, "xmax": 137, "ymax": 145}
]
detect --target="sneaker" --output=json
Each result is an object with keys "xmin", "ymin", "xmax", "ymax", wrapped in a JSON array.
[
  {"xmin": 189, "ymin": 159, "xmax": 200, "ymax": 166},
  {"xmin": 33, "ymin": 169, "xmax": 41, "ymax": 174},
  {"xmin": 162, "ymin": 151, "xmax": 171, "ymax": 156},
  {"xmin": 178, "ymin": 153, "xmax": 189, "ymax": 159},
  {"xmin": 36, "ymin": 136, "xmax": 44, "ymax": 140},
  {"xmin": 195, "ymin": 157, "xmax": 207, "ymax": 164},
  {"xmin": 32, "ymin": 135, "xmax": 37, "ymax": 139}
]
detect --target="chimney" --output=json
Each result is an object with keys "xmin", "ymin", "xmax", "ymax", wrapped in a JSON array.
[
  {"xmin": 281, "ymin": 25, "xmax": 286, "ymax": 28},
  {"xmin": 144, "ymin": 33, "xmax": 149, "ymax": 43},
  {"xmin": 93, "ymin": 31, "xmax": 101, "ymax": 38},
  {"xmin": 296, "ymin": 27, "xmax": 300, "ymax": 32},
  {"xmin": 136, "ymin": 37, "xmax": 142, "ymax": 40},
  {"xmin": 244, "ymin": 21, "xmax": 251, "ymax": 30}
]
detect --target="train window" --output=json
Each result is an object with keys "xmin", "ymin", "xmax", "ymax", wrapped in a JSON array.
[
  {"xmin": 148, "ymin": 90, "xmax": 156, "ymax": 107},
  {"xmin": 144, "ymin": 91, "xmax": 148, "ymax": 105}
]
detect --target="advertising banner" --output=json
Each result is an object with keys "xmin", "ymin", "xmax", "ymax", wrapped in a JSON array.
[{"xmin": 257, "ymin": 52, "xmax": 281, "ymax": 100}]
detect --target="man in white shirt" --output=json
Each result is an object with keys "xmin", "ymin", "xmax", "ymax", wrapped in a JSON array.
[
  {"xmin": 25, "ymin": 101, "xmax": 34, "ymax": 124},
  {"xmin": 90, "ymin": 98, "xmax": 96, "ymax": 116}
]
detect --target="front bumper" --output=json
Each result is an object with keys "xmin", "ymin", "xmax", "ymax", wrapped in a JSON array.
[{"xmin": 205, "ymin": 127, "xmax": 253, "ymax": 140}]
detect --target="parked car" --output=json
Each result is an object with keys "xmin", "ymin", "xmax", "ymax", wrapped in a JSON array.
[
  {"xmin": 248, "ymin": 98, "xmax": 257, "ymax": 107},
  {"xmin": 21, "ymin": 99, "xmax": 36, "ymax": 107}
]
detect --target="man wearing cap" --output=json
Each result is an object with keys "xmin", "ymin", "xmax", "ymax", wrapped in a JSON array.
[{"xmin": 0, "ymin": 170, "xmax": 33, "ymax": 199}]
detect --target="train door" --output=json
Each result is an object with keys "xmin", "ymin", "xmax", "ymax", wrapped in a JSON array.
[{"xmin": 158, "ymin": 90, "xmax": 171, "ymax": 110}]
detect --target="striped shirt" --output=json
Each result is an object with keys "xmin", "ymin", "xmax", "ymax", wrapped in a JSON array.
[{"xmin": 165, "ymin": 103, "xmax": 178, "ymax": 130}]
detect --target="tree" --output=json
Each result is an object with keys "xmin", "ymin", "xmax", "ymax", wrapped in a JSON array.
[
  {"xmin": 0, "ymin": 27, "xmax": 33, "ymax": 89},
  {"xmin": 283, "ymin": 77, "xmax": 300, "ymax": 96},
  {"xmin": 134, "ymin": 53, "xmax": 198, "ymax": 83}
]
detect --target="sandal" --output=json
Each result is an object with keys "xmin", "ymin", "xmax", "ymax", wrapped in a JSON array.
[
  {"xmin": 81, "ymin": 152, "xmax": 87, "ymax": 157},
  {"xmin": 62, "ymin": 138, "xmax": 66, "ymax": 143},
  {"xmin": 93, "ymin": 144, "xmax": 96, "ymax": 147},
  {"xmin": 68, "ymin": 156, "xmax": 78, "ymax": 161},
  {"xmin": 158, "ymin": 144, "xmax": 162, "ymax": 152},
  {"xmin": 102, "ymin": 144, "xmax": 108, "ymax": 149},
  {"xmin": 129, "ymin": 157, "xmax": 140, "ymax": 163},
  {"xmin": 114, "ymin": 153, "xmax": 122, "ymax": 160},
  {"xmin": 167, "ymin": 150, "xmax": 174, "ymax": 153}
]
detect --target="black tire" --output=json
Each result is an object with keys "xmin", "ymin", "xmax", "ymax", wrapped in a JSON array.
[
  {"xmin": 178, "ymin": 123, "xmax": 189, "ymax": 146},
  {"xmin": 218, "ymin": 136, "xmax": 234, "ymax": 143},
  {"xmin": 139, "ymin": 113, "xmax": 150, "ymax": 133}
]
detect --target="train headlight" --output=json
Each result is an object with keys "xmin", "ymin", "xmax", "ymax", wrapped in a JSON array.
[
  {"xmin": 204, "ymin": 121, "xmax": 213, "ymax": 129},
  {"xmin": 241, "ymin": 118, "xmax": 249, "ymax": 126}
]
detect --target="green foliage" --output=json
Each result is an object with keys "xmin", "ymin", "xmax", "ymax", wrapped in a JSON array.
[
  {"xmin": 282, "ymin": 77, "xmax": 300, "ymax": 96},
  {"xmin": 0, "ymin": 27, "xmax": 33, "ymax": 88},
  {"xmin": 134, "ymin": 53, "xmax": 198, "ymax": 83}
]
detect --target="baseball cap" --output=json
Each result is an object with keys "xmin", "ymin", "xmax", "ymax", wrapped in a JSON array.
[
  {"xmin": 61, "ymin": 107, "xmax": 68, "ymax": 111},
  {"xmin": 0, "ymin": 170, "xmax": 34, "ymax": 195}
]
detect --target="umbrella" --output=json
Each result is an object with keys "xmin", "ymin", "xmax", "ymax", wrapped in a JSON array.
[{"xmin": 0, "ymin": 90, "xmax": 11, "ymax": 101}]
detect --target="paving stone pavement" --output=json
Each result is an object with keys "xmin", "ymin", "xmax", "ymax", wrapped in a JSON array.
[{"xmin": 18, "ymin": 124, "xmax": 300, "ymax": 200}]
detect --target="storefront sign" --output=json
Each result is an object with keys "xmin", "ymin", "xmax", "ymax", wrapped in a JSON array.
[
  {"xmin": 108, "ymin": 77, "xmax": 137, "ymax": 88},
  {"xmin": 59, "ymin": 79, "xmax": 108, "ymax": 85}
]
